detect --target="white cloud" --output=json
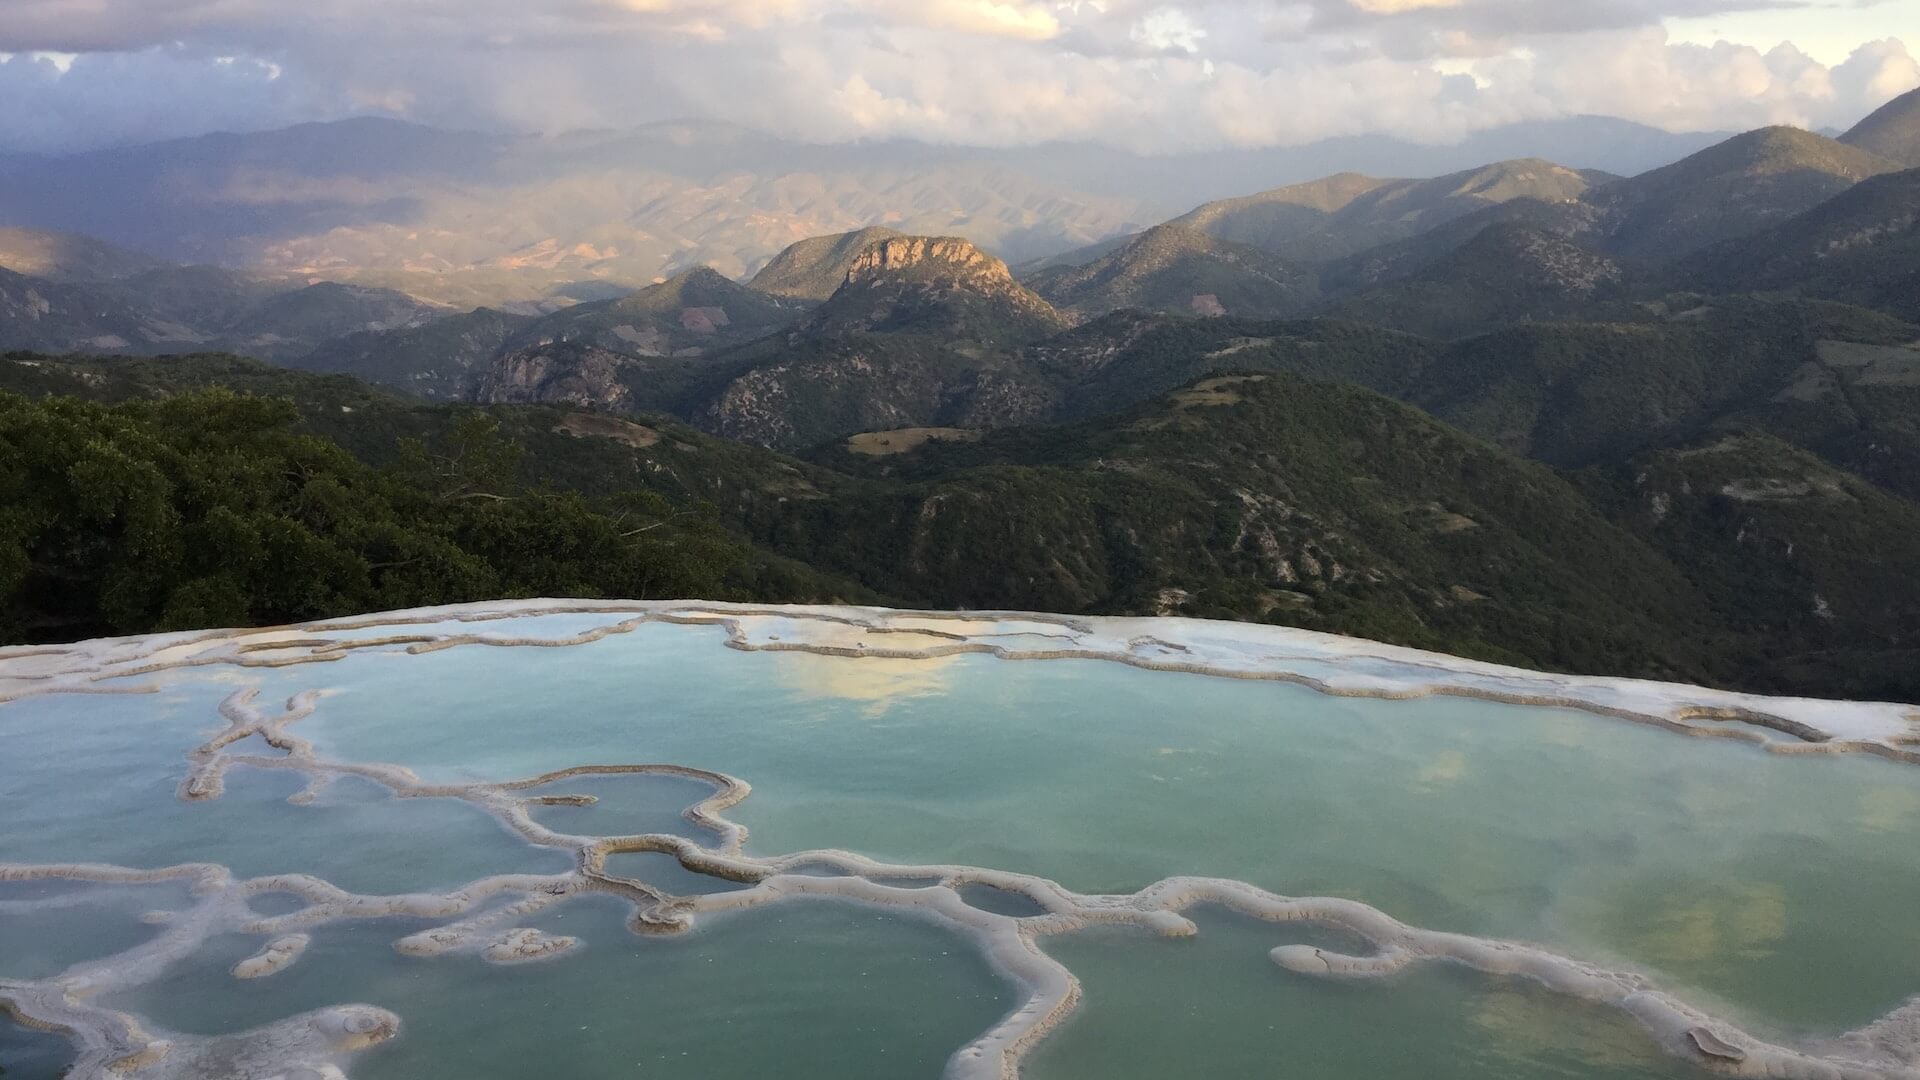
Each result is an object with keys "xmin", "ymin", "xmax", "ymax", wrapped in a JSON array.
[{"xmin": 0, "ymin": 0, "xmax": 1913, "ymax": 154}]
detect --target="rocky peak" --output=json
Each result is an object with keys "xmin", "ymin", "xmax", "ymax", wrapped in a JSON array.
[
  {"xmin": 800, "ymin": 234, "xmax": 1068, "ymax": 345},
  {"xmin": 844, "ymin": 236, "xmax": 1014, "ymax": 287}
]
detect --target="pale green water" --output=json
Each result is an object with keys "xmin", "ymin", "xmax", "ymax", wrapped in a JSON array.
[
  {"xmin": 5, "ymin": 615, "xmax": 1920, "ymax": 1078},
  {"xmin": 103, "ymin": 895, "xmax": 1011, "ymax": 1080}
]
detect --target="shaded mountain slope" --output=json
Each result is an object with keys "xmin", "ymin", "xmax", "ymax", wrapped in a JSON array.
[
  {"xmin": 1842, "ymin": 87, "xmax": 1920, "ymax": 167},
  {"xmin": 1583, "ymin": 434, "xmax": 1920, "ymax": 701},
  {"xmin": 509, "ymin": 267, "xmax": 803, "ymax": 358},
  {"xmin": 1170, "ymin": 159, "xmax": 1605, "ymax": 262},
  {"xmin": 1328, "ymin": 224, "xmax": 1634, "ymax": 339},
  {"xmin": 1404, "ymin": 300, "xmax": 1920, "ymax": 483},
  {"xmin": 1025, "ymin": 224, "xmax": 1315, "ymax": 318},
  {"xmin": 1679, "ymin": 166, "xmax": 1920, "ymax": 321},
  {"xmin": 1584, "ymin": 126, "xmax": 1902, "ymax": 260},
  {"xmin": 0, "ymin": 227, "xmax": 168, "ymax": 281},
  {"xmin": 289, "ymin": 308, "xmax": 537, "ymax": 400}
]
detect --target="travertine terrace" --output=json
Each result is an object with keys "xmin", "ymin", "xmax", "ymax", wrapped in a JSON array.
[{"xmin": 4, "ymin": 601, "xmax": 1919, "ymax": 1080}]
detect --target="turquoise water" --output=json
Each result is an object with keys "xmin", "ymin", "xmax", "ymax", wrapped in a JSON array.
[
  {"xmin": 1031, "ymin": 909, "xmax": 1700, "ymax": 1080},
  {"xmin": 6, "ymin": 616, "xmax": 1920, "ymax": 1077},
  {"xmin": 103, "ymin": 895, "xmax": 1011, "ymax": 1080}
]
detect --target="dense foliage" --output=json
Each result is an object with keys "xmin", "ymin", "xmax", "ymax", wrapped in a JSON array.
[
  {"xmin": 0, "ymin": 387, "xmax": 810, "ymax": 641},
  {"xmin": 4, "ymin": 349, "xmax": 1917, "ymax": 703}
]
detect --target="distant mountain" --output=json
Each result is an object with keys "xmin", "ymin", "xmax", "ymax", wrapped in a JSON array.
[
  {"xmin": 1328, "ymin": 223, "xmax": 1633, "ymax": 339},
  {"xmin": 1584, "ymin": 126, "xmax": 1902, "ymax": 260},
  {"xmin": 1842, "ymin": 87, "xmax": 1920, "ymax": 167},
  {"xmin": 0, "ymin": 118, "xmax": 1152, "ymax": 307},
  {"xmin": 214, "ymin": 282, "xmax": 446, "ymax": 360},
  {"xmin": 1680, "ymin": 166, "xmax": 1920, "ymax": 320},
  {"xmin": 0, "ymin": 267, "xmax": 190, "ymax": 353},
  {"xmin": 97, "ymin": 266, "xmax": 284, "ymax": 333},
  {"xmin": 987, "ymin": 116, "xmax": 1725, "ymax": 209},
  {"xmin": 289, "ymin": 308, "xmax": 536, "ymax": 400},
  {"xmin": 0, "ymin": 113, "xmax": 1747, "ymax": 308},
  {"xmin": 1312, "ymin": 127, "xmax": 1910, "ymax": 300},
  {"xmin": 1024, "ymin": 224, "xmax": 1315, "ymax": 318},
  {"xmin": 749, "ymin": 228, "xmax": 906, "ymax": 301},
  {"xmin": 0, "ymin": 228, "xmax": 167, "ymax": 282},
  {"xmin": 1315, "ymin": 198, "xmax": 1598, "ymax": 294},
  {"xmin": 511, "ymin": 267, "xmax": 803, "ymax": 358},
  {"xmin": 798, "ymin": 235, "xmax": 1068, "ymax": 345},
  {"xmin": 1168, "ymin": 159, "xmax": 1606, "ymax": 262}
]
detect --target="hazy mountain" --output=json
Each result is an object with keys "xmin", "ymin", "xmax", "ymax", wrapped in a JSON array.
[
  {"xmin": 511, "ymin": 267, "xmax": 804, "ymax": 358},
  {"xmin": 214, "ymin": 282, "xmax": 447, "ymax": 360},
  {"xmin": 1167, "ymin": 159, "xmax": 1607, "ymax": 262},
  {"xmin": 288, "ymin": 307, "xmax": 536, "ymax": 400},
  {"xmin": 0, "ymin": 119, "xmax": 1153, "ymax": 308},
  {"xmin": 0, "ymin": 251, "xmax": 452, "ymax": 361},
  {"xmin": 0, "ymin": 228, "xmax": 167, "ymax": 282},
  {"xmin": 1680, "ymin": 166, "xmax": 1920, "ymax": 320},
  {"xmin": 1841, "ymin": 86, "xmax": 1920, "ymax": 167},
  {"xmin": 985, "ymin": 115, "xmax": 1725, "ymax": 209},
  {"xmin": 96, "ymin": 266, "xmax": 286, "ymax": 334},
  {"xmin": 1327, "ymin": 223, "xmax": 1633, "ymax": 339},
  {"xmin": 0, "ymin": 267, "xmax": 192, "ymax": 353},
  {"xmin": 749, "ymin": 227, "xmax": 906, "ymax": 301},
  {"xmin": 1025, "ymin": 224, "xmax": 1315, "ymax": 318},
  {"xmin": 1313, "ymin": 126, "xmax": 1909, "ymax": 300},
  {"xmin": 1583, "ymin": 126, "xmax": 1902, "ymax": 260},
  {"xmin": 0, "ymin": 114, "xmax": 1739, "ymax": 309}
]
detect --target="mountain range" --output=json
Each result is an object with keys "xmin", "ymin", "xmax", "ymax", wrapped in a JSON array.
[
  {"xmin": 5, "ymin": 89, "xmax": 1920, "ymax": 701},
  {"xmin": 0, "ymin": 114, "xmax": 1734, "ymax": 308}
]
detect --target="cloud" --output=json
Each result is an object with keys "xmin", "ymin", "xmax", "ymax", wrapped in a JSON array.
[{"xmin": 0, "ymin": 0, "xmax": 1913, "ymax": 155}]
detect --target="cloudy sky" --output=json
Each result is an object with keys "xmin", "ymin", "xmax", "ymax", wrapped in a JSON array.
[{"xmin": 0, "ymin": 0, "xmax": 1915, "ymax": 154}]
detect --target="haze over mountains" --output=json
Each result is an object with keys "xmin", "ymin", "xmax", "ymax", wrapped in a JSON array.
[
  {"xmin": 6, "ymin": 88, "xmax": 1920, "ymax": 698},
  {"xmin": 0, "ymin": 114, "xmax": 1734, "ymax": 309}
]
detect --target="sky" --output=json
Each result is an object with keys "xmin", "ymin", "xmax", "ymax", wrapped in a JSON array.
[{"xmin": 0, "ymin": 0, "xmax": 1915, "ymax": 155}]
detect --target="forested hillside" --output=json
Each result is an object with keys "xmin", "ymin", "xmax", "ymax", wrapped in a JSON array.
[{"xmin": 6, "ymin": 353, "xmax": 1915, "ymax": 702}]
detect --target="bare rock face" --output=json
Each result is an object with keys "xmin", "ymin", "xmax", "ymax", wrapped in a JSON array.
[
  {"xmin": 843, "ymin": 236, "xmax": 1015, "ymax": 287},
  {"xmin": 476, "ymin": 344, "xmax": 634, "ymax": 410},
  {"xmin": 801, "ymin": 235, "xmax": 1069, "ymax": 344}
]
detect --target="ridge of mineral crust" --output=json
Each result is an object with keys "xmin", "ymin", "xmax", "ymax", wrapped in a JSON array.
[{"xmin": 4, "ymin": 601, "xmax": 1919, "ymax": 1080}]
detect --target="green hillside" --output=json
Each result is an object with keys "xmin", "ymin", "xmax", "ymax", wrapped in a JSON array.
[
  {"xmin": 1328, "ymin": 224, "xmax": 1636, "ymax": 339},
  {"xmin": 1584, "ymin": 126, "xmax": 1901, "ymax": 260},
  {"xmin": 1026, "ymin": 224, "xmax": 1315, "ymax": 318},
  {"xmin": 1842, "ymin": 87, "xmax": 1920, "ymax": 167},
  {"xmin": 1678, "ymin": 167, "xmax": 1920, "ymax": 321},
  {"xmin": 12, "ymin": 351, "xmax": 1918, "ymax": 701}
]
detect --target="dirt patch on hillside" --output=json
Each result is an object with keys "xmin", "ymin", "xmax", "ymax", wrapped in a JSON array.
[
  {"xmin": 555, "ymin": 413, "xmax": 662, "ymax": 448},
  {"xmin": 847, "ymin": 428, "xmax": 984, "ymax": 456},
  {"xmin": 1172, "ymin": 375, "xmax": 1267, "ymax": 410}
]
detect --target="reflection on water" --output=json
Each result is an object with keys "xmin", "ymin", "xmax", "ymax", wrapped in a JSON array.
[{"xmin": 772, "ymin": 652, "xmax": 962, "ymax": 718}]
